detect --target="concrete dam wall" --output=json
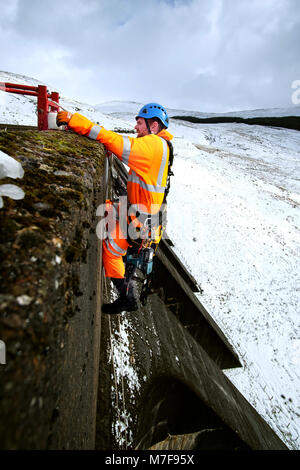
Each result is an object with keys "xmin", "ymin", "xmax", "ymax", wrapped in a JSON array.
[
  {"xmin": 0, "ymin": 127, "xmax": 287, "ymax": 450},
  {"xmin": 0, "ymin": 128, "xmax": 104, "ymax": 449}
]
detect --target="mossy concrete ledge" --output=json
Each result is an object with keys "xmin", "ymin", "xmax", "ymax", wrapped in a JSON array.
[{"xmin": 0, "ymin": 128, "xmax": 105, "ymax": 449}]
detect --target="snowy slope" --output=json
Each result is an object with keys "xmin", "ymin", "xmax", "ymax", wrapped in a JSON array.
[
  {"xmin": 0, "ymin": 71, "xmax": 133, "ymax": 132},
  {"xmin": 1, "ymin": 72, "xmax": 300, "ymax": 449},
  {"xmin": 96, "ymin": 99, "xmax": 300, "ymax": 119},
  {"xmin": 167, "ymin": 120, "xmax": 300, "ymax": 450}
]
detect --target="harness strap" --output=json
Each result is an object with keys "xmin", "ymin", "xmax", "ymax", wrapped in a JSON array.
[{"xmin": 163, "ymin": 139, "xmax": 174, "ymax": 203}]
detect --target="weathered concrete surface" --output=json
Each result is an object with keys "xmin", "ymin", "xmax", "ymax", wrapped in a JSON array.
[
  {"xmin": 0, "ymin": 128, "xmax": 105, "ymax": 449},
  {"xmin": 96, "ymin": 292, "xmax": 288, "ymax": 450}
]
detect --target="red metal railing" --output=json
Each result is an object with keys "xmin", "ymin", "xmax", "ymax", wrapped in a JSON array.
[{"xmin": 0, "ymin": 82, "xmax": 60, "ymax": 130}]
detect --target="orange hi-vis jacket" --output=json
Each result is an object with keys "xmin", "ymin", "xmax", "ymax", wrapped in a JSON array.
[{"xmin": 67, "ymin": 113, "xmax": 173, "ymax": 215}]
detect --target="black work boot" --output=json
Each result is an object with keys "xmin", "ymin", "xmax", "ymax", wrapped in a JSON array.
[
  {"xmin": 102, "ymin": 275, "xmax": 138, "ymax": 315},
  {"xmin": 111, "ymin": 277, "xmax": 125, "ymax": 294}
]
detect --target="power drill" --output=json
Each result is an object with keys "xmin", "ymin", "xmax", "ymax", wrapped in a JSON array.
[{"xmin": 126, "ymin": 246, "xmax": 154, "ymax": 275}]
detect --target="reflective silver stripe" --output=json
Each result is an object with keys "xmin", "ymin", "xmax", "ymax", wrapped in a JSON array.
[
  {"xmin": 105, "ymin": 242, "xmax": 121, "ymax": 258},
  {"xmin": 105, "ymin": 238, "xmax": 126, "ymax": 256},
  {"xmin": 128, "ymin": 204, "xmax": 151, "ymax": 216},
  {"xmin": 128, "ymin": 171, "xmax": 165, "ymax": 194},
  {"xmin": 88, "ymin": 125, "xmax": 102, "ymax": 140},
  {"xmin": 108, "ymin": 236, "xmax": 126, "ymax": 256},
  {"xmin": 157, "ymin": 137, "xmax": 169, "ymax": 186},
  {"xmin": 122, "ymin": 136, "xmax": 131, "ymax": 165}
]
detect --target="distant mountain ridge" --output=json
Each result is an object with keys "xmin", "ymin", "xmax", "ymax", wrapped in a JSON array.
[
  {"xmin": 96, "ymin": 99, "xmax": 300, "ymax": 120},
  {"xmin": 1, "ymin": 70, "xmax": 300, "ymax": 125}
]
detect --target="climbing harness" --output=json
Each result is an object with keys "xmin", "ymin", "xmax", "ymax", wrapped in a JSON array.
[
  {"xmin": 131, "ymin": 139, "xmax": 173, "ymax": 305},
  {"xmin": 163, "ymin": 139, "xmax": 174, "ymax": 203}
]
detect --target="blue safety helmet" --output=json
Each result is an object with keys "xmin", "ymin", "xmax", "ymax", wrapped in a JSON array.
[{"xmin": 136, "ymin": 102, "xmax": 169, "ymax": 129}]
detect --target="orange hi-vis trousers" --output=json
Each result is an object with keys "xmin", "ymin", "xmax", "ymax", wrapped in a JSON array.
[
  {"xmin": 102, "ymin": 200, "xmax": 129, "ymax": 279},
  {"xmin": 102, "ymin": 227, "xmax": 129, "ymax": 278}
]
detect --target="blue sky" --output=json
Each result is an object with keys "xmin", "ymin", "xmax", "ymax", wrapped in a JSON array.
[{"xmin": 0, "ymin": 0, "xmax": 299, "ymax": 112}]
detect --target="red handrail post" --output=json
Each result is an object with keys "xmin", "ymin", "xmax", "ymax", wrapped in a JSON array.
[
  {"xmin": 37, "ymin": 85, "xmax": 49, "ymax": 130},
  {"xmin": 50, "ymin": 91, "xmax": 59, "ymax": 111},
  {"xmin": 1, "ymin": 82, "xmax": 60, "ymax": 130}
]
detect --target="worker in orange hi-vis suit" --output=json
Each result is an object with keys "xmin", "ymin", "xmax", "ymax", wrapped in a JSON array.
[{"xmin": 57, "ymin": 103, "xmax": 174, "ymax": 315}]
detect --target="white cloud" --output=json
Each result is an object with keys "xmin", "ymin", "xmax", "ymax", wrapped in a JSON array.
[{"xmin": 0, "ymin": 0, "xmax": 299, "ymax": 111}]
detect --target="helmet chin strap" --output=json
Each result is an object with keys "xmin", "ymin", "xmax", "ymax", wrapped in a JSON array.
[{"xmin": 145, "ymin": 119, "xmax": 152, "ymax": 134}]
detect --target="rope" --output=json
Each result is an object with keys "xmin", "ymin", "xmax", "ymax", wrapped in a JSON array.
[
  {"xmin": 104, "ymin": 274, "xmax": 123, "ymax": 448},
  {"xmin": 104, "ymin": 272, "xmax": 129, "ymax": 449},
  {"xmin": 117, "ymin": 314, "xmax": 129, "ymax": 449},
  {"xmin": 103, "ymin": 154, "xmax": 128, "ymax": 449},
  {"xmin": 103, "ymin": 274, "xmax": 120, "ymax": 431}
]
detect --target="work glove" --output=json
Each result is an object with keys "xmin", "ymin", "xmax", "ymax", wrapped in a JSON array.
[{"xmin": 56, "ymin": 111, "xmax": 73, "ymax": 127}]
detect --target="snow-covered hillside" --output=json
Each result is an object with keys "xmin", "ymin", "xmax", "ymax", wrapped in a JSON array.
[
  {"xmin": 0, "ymin": 71, "xmax": 133, "ymax": 132},
  {"xmin": 1, "ymin": 71, "xmax": 299, "ymax": 449},
  {"xmin": 167, "ymin": 120, "xmax": 300, "ymax": 450}
]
